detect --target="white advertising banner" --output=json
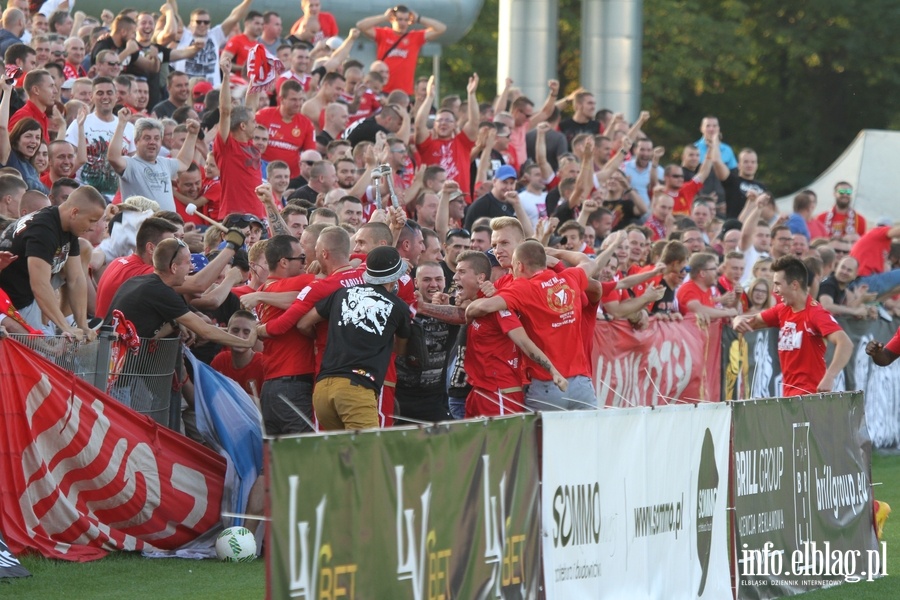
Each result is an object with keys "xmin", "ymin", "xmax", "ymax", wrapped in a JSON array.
[{"xmin": 541, "ymin": 403, "xmax": 732, "ymax": 599}]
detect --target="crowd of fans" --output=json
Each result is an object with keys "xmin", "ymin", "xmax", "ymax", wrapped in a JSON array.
[{"xmin": 0, "ymin": 0, "xmax": 897, "ymax": 434}]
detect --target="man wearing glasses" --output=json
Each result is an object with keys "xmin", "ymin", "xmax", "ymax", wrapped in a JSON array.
[
  {"xmin": 816, "ymin": 181, "xmax": 868, "ymax": 241},
  {"xmin": 675, "ymin": 252, "xmax": 739, "ymax": 319},
  {"xmin": 168, "ymin": 1, "xmax": 254, "ymax": 89}
]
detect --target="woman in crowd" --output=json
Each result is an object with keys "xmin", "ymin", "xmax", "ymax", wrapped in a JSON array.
[{"xmin": 745, "ymin": 276, "xmax": 774, "ymax": 314}]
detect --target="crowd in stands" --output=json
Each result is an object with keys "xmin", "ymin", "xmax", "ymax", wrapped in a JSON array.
[{"xmin": 0, "ymin": 0, "xmax": 898, "ymax": 434}]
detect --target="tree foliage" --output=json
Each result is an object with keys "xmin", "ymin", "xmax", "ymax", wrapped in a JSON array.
[{"xmin": 429, "ymin": 0, "xmax": 900, "ymax": 194}]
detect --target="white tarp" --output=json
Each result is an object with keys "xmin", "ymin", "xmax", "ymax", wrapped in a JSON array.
[
  {"xmin": 541, "ymin": 403, "xmax": 733, "ymax": 599},
  {"xmin": 776, "ymin": 129, "xmax": 900, "ymax": 224}
]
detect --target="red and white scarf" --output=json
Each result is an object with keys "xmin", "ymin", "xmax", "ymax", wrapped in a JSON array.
[{"xmin": 823, "ymin": 207, "xmax": 858, "ymax": 238}]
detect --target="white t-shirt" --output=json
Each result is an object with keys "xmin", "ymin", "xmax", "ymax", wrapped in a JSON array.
[
  {"xmin": 65, "ymin": 114, "xmax": 135, "ymax": 198},
  {"xmin": 740, "ymin": 245, "xmax": 769, "ymax": 288},
  {"xmin": 172, "ymin": 25, "xmax": 228, "ymax": 88},
  {"xmin": 517, "ymin": 189, "xmax": 548, "ymax": 225}
]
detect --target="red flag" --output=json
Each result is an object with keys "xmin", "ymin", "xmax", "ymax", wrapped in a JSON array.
[
  {"xmin": 246, "ymin": 44, "xmax": 284, "ymax": 95},
  {"xmin": 0, "ymin": 338, "xmax": 225, "ymax": 561}
]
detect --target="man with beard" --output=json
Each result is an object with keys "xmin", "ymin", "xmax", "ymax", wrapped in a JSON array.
[
  {"xmin": 816, "ymin": 181, "xmax": 868, "ymax": 241},
  {"xmin": 108, "ymin": 109, "xmax": 199, "ymax": 212},
  {"xmin": 393, "ymin": 261, "xmax": 455, "ymax": 422}
]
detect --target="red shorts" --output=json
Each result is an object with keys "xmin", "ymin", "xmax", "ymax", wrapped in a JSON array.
[{"xmin": 465, "ymin": 387, "xmax": 525, "ymax": 418}]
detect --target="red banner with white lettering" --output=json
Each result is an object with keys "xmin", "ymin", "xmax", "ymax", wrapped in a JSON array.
[
  {"xmin": 591, "ymin": 315, "xmax": 723, "ymax": 406},
  {"xmin": 0, "ymin": 338, "xmax": 226, "ymax": 562}
]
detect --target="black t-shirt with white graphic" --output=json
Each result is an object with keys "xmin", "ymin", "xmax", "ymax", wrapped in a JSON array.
[
  {"xmin": 315, "ymin": 284, "xmax": 411, "ymax": 391},
  {"xmin": 0, "ymin": 206, "xmax": 79, "ymax": 308}
]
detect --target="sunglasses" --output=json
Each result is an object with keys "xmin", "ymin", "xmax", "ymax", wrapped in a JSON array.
[
  {"xmin": 286, "ymin": 254, "xmax": 306, "ymax": 262},
  {"xmin": 225, "ymin": 214, "xmax": 261, "ymax": 228},
  {"xmin": 168, "ymin": 239, "xmax": 187, "ymax": 269},
  {"xmin": 194, "ymin": 19, "xmax": 211, "ymax": 25},
  {"xmin": 446, "ymin": 228, "xmax": 470, "ymax": 242},
  {"xmin": 104, "ymin": 62, "xmax": 121, "ymax": 67},
  {"xmin": 836, "ymin": 188, "xmax": 853, "ymax": 195},
  {"xmin": 51, "ymin": 51, "xmax": 64, "ymax": 57}
]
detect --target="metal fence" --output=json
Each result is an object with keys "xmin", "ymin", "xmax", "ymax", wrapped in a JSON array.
[{"xmin": 8, "ymin": 328, "xmax": 181, "ymax": 429}]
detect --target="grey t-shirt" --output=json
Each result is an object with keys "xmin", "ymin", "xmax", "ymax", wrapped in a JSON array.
[{"xmin": 120, "ymin": 155, "xmax": 182, "ymax": 211}]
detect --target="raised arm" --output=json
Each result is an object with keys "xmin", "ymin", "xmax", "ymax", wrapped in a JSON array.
[
  {"xmin": 107, "ymin": 107, "xmax": 131, "ymax": 175},
  {"xmin": 178, "ymin": 310, "xmax": 257, "ymax": 348},
  {"xmin": 412, "ymin": 9, "xmax": 447, "ymax": 42},
  {"xmin": 462, "ymin": 73, "xmax": 480, "ymax": 141},
  {"xmin": 220, "ymin": 0, "xmax": 254, "ymax": 37},
  {"xmin": 73, "ymin": 106, "xmax": 87, "ymax": 170},
  {"xmin": 356, "ymin": 8, "xmax": 392, "ymax": 40},
  {"xmin": 435, "ymin": 179, "xmax": 459, "ymax": 241},
  {"xmin": 414, "ymin": 75, "xmax": 435, "ymax": 145},
  {"xmin": 527, "ymin": 79, "xmax": 559, "ymax": 130},
  {"xmin": 493, "ymin": 77, "xmax": 513, "ymax": 114},
  {"xmin": 256, "ymin": 182, "xmax": 289, "ymax": 237},
  {"xmin": 738, "ymin": 195, "xmax": 762, "ymax": 252},
  {"xmin": 597, "ymin": 134, "xmax": 631, "ymax": 182},
  {"xmin": 534, "ymin": 122, "xmax": 554, "ymax": 180},
  {"xmin": 0, "ymin": 79, "xmax": 12, "ymax": 164},
  {"xmin": 321, "ymin": 28, "xmax": 360, "ymax": 73},
  {"xmin": 175, "ymin": 119, "xmax": 200, "ymax": 171},
  {"xmin": 217, "ymin": 55, "xmax": 233, "ymax": 142}
]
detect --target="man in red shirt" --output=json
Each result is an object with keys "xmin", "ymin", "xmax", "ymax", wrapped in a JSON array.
[
  {"xmin": 256, "ymin": 79, "xmax": 316, "ymax": 178},
  {"xmin": 415, "ymin": 74, "xmax": 479, "ymax": 197},
  {"xmin": 454, "ymin": 250, "xmax": 566, "ymax": 417},
  {"xmin": 663, "ymin": 138, "xmax": 717, "ymax": 215},
  {"xmin": 466, "ymin": 241, "xmax": 595, "ymax": 411},
  {"xmin": 848, "ymin": 222, "xmax": 900, "ymax": 296},
  {"xmin": 220, "ymin": 11, "xmax": 264, "ymax": 70},
  {"xmin": 255, "ymin": 234, "xmax": 317, "ymax": 434},
  {"xmin": 676, "ymin": 252, "xmax": 740, "ymax": 319},
  {"xmin": 356, "ymin": 5, "xmax": 447, "ymax": 94},
  {"xmin": 815, "ymin": 181, "xmax": 867, "ymax": 241},
  {"xmin": 10, "ymin": 69, "xmax": 54, "ymax": 142},
  {"xmin": 734, "ymin": 256, "xmax": 851, "ymax": 395},
  {"xmin": 290, "ymin": 0, "xmax": 338, "ymax": 43},
  {"xmin": 95, "ymin": 216, "xmax": 244, "ymax": 318},
  {"xmin": 210, "ymin": 310, "xmax": 269, "ymax": 397},
  {"xmin": 215, "ymin": 54, "xmax": 264, "ymax": 219}
]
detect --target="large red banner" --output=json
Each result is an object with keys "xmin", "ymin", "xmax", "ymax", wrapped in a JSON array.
[
  {"xmin": 0, "ymin": 338, "xmax": 225, "ymax": 562},
  {"xmin": 591, "ymin": 315, "xmax": 723, "ymax": 406}
]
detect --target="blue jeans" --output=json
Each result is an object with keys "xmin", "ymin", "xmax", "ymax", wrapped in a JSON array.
[
  {"xmin": 857, "ymin": 269, "xmax": 900, "ymax": 297},
  {"xmin": 525, "ymin": 376, "xmax": 597, "ymax": 412},
  {"xmin": 448, "ymin": 396, "xmax": 466, "ymax": 420}
]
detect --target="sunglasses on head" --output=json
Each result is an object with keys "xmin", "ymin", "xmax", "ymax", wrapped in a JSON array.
[
  {"xmin": 168, "ymin": 239, "xmax": 187, "ymax": 269},
  {"xmin": 446, "ymin": 228, "xmax": 470, "ymax": 242}
]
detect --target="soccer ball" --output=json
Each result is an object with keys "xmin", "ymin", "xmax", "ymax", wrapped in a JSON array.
[{"xmin": 215, "ymin": 526, "xmax": 257, "ymax": 562}]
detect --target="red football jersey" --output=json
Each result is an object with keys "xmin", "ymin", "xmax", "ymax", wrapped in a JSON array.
[
  {"xmin": 759, "ymin": 296, "xmax": 843, "ymax": 396},
  {"xmin": 498, "ymin": 267, "xmax": 590, "ymax": 380},
  {"xmin": 96, "ymin": 254, "xmax": 153, "ymax": 318},
  {"xmin": 256, "ymin": 107, "xmax": 317, "ymax": 178},
  {"xmin": 417, "ymin": 133, "xmax": 475, "ymax": 201},
  {"xmin": 465, "ymin": 307, "xmax": 524, "ymax": 392},
  {"xmin": 210, "ymin": 350, "xmax": 269, "ymax": 397},
  {"xmin": 257, "ymin": 274, "xmax": 317, "ymax": 378}
]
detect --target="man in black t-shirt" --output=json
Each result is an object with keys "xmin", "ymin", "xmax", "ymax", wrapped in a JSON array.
[
  {"xmin": 299, "ymin": 245, "xmax": 412, "ymax": 431},
  {"xmin": 0, "ymin": 186, "xmax": 107, "ymax": 338},
  {"xmin": 558, "ymin": 90, "xmax": 602, "ymax": 149},
  {"xmin": 90, "ymin": 15, "xmax": 160, "ymax": 78},
  {"xmin": 107, "ymin": 237, "xmax": 257, "ymax": 347},
  {"xmin": 817, "ymin": 256, "xmax": 874, "ymax": 319},
  {"xmin": 718, "ymin": 148, "xmax": 767, "ymax": 220},
  {"xmin": 344, "ymin": 105, "xmax": 403, "ymax": 146}
]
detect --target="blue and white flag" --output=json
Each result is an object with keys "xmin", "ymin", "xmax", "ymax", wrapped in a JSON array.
[{"xmin": 184, "ymin": 349, "xmax": 263, "ymax": 527}]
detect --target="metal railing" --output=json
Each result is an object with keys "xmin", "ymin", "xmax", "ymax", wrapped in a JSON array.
[{"xmin": 8, "ymin": 327, "xmax": 180, "ymax": 429}]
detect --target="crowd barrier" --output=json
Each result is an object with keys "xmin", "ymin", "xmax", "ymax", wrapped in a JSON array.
[
  {"xmin": 6, "ymin": 330, "xmax": 181, "ymax": 429},
  {"xmin": 267, "ymin": 392, "xmax": 878, "ymax": 599},
  {"xmin": 593, "ymin": 314, "xmax": 900, "ymax": 448}
]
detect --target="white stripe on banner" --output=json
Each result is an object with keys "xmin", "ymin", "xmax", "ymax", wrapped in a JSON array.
[{"xmin": 541, "ymin": 403, "xmax": 732, "ymax": 599}]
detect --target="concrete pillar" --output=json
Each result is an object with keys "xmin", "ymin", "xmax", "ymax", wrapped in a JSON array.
[
  {"xmin": 581, "ymin": 0, "xmax": 643, "ymax": 121},
  {"xmin": 498, "ymin": 0, "xmax": 558, "ymax": 104}
]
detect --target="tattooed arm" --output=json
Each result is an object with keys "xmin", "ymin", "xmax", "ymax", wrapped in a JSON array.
[
  {"xmin": 256, "ymin": 183, "xmax": 290, "ymax": 237},
  {"xmin": 507, "ymin": 327, "xmax": 568, "ymax": 391}
]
